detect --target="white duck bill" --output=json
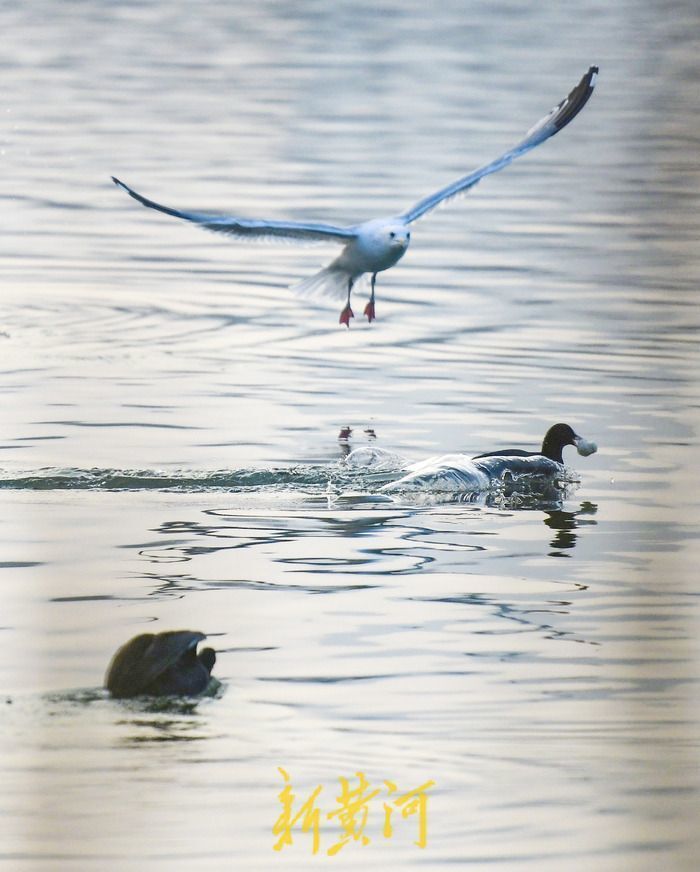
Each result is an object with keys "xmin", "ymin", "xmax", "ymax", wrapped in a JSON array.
[{"xmin": 574, "ymin": 436, "xmax": 597, "ymax": 457}]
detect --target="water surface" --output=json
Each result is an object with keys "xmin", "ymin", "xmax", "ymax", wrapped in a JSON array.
[{"xmin": 2, "ymin": 1, "xmax": 700, "ymax": 869}]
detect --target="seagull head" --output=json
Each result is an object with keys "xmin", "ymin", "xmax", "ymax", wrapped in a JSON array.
[
  {"xmin": 351, "ymin": 218, "xmax": 412, "ymax": 273},
  {"xmin": 385, "ymin": 224, "xmax": 411, "ymax": 250}
]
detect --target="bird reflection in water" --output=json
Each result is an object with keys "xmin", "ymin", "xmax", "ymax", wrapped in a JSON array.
[
  {"xmin": 544, "ymin": 501, "xmax": 598, "ymax": 556},
  {"xmin": 337, "ymin": 425, "xmax": 377, "ymax": 459},
  {"xmin": 112, "ymin": 688, "xmax": 225, "ymax": 745}
]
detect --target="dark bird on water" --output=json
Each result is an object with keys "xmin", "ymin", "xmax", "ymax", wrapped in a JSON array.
[{"xmin": 105, "ymin": 630, "xmax": 216, "ymax": 698}]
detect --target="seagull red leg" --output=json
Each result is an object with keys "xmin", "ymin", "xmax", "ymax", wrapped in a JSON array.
[
  {"xmin": 364, "ymin": 273, "xmax": 377, "ymax": 322},
  {"xmin": 340, "ymin": 277, "xmax": 354, "ymax": 327}
]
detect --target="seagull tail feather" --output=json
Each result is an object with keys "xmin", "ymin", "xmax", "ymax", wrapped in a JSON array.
[{"xmin": 290, "ymin": 263, "xmax": 354, "ymax": 302}]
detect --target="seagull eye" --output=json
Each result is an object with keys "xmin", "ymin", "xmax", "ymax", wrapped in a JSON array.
[
  {"xmin": 406, "ymin": 232, "xmax": 410, "ymax": 240},
  {"xmin": 389, "ymin": 231, "xmax": 395, "ymax": 239}
]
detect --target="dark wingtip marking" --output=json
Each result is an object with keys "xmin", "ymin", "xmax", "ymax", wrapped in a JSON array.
[
  {"xmin": 108, "ymin": 177, "xmax": 192, "ymax": 221},
  {"xmin": 553, "ymin": 65, "xmax": 599, "ymax": 133},
  {"xmin": 111, "ymin": 176, "xmax": 130, "ymax": 193}
]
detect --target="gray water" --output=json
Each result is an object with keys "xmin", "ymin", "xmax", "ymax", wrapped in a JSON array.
[{"xmin": 2, "ymin": 1, "xmax": 700, "ymax": 869}]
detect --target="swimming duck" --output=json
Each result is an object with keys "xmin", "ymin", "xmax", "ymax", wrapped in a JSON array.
[
  {"xmin": 380, "ymin": 423, "xmax": 596, "ymax": 493},
  {"xmin": 105, "ymin": 630, "xmax": 216, "ymax": 698},
  {"xmin": 473, "ymin": 423, "xmax": 597, "ymax": 464}
]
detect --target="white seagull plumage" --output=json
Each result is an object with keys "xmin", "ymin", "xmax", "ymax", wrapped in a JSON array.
[{"xmin": 112, "ymin": 66, "xmax": 598, "ymax": 326}]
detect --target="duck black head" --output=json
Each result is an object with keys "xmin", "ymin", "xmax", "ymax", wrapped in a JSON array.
[{"xmin": 541, "ymin": 423, "xmax": 597, "ymax": 463}]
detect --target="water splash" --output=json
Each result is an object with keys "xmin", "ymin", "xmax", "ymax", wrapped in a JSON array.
[
  {"xmin": 381, "ymin": 451, "xmax": 580, "ymax": 494},
  {"xmin": 0, "ymin": 451, "xmax": 582, "ymax": 508}
]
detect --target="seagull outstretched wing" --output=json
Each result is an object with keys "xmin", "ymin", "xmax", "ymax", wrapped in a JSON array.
[
  {"xmin": 111, "ymin": 177, "xmax": 357, "ymax": 245},
  {"xmin": 400, "ymin": 66, "xmax": 598, "ymax": 224}
]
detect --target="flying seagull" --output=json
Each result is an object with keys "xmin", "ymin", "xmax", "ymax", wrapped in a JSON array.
[{"xmin": 113, "ymin": 66, "xmax": 598, "ymax": 327}]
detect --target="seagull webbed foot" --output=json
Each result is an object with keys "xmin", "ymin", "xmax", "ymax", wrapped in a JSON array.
[
  {"xmin": 363, "ymin": 300, "xmax": 376, "ymax": 323},
  {"xmin": 339, "ymin": 304, "xmax": 354, "ymax": 327}
]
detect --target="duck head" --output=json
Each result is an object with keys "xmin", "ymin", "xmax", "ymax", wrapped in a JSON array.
[{"xmin": 541, "ymin": 423, "xmax": 597, "ymax": 463}]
